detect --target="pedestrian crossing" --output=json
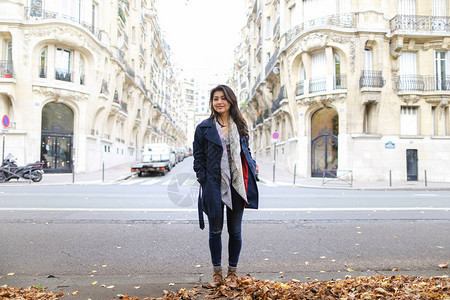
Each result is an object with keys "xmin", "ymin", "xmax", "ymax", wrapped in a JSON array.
[{"xmin": 116, "ymin": 176, "xmax": 274, "ymax": 187}]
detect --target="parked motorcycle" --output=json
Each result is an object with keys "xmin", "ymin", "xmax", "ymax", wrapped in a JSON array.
[{"xmin": 0, "ymin": 154, "xmax": 44, "ymax": 182}]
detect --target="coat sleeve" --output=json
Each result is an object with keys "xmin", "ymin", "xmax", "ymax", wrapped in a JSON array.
[{"xmin": 193, "ymin": 125, "xmax": 206, "ymax": 185}]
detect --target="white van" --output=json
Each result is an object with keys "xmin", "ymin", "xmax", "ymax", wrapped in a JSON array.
[{"xmin": 131, "ymin": 143, "xmax": 172, "ymax": 176}]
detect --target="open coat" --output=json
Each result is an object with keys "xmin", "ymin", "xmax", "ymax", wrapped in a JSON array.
[{"xmin": 193, "ymin": 118, "xmax": 259, "ymax": 229}]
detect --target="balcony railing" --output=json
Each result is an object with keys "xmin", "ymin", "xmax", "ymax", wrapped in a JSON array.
[
  {"xmin": 265, "ymin": 48, "xmax": 279, "ymax": 77},
  {"xmin": 296, "ymin": 81, "xmax": 304, "ymax": 96},
  {"xmin": 360, "ymin": 70, "xmax": 385, "ymax": 88},
  {"xmin": 285, "ymin": 13, "xmax": 356, "ymax": 45},
  {"xmin": 55, "ymin": 68, "xmax": 72, "ymax": 82},
  {"xmin": 273, "ymin": 17, "xmax": 280, "ymax": 37},
  {"xmin": 0, "ymin": 60, "xmax": 14, "ymax": 78},
  {"xmin": 120, "ymin": 102, "xmax": 128, "ymax": 113},
  {"xmin": 390, "ymin": 15, "xmax": 450, "ymax": 34},
  {"xmin": 309, "ymin": 77, "xmax": 327, "ymax": 93},
  {"xmin": 394, "ymin": 75, "xmax": 450, "ymax": 92},
  {"xmin": 25, "ymin": 7, "xmax": 101, "ymax": 41},
  {"xmin": 252, "ymin": 73, "xmax": 262, "ymax": 96},
  {"xmin": 271, "ymin": 85, "xmax": 285, "ymax": 113},
  {"xmin": 241, "ymin": 81, "xmax": 247, "ymax": 89},
  {"xmin": 334, "ymin": 74, "xmax": 347, "ymax": 90},
  {"xmin": 100, "ymin": 79, "xmax": 109, "ymax": 94},
  {"xmin": 255, "ymin": 113, "xmax": 264, "ymax": 125}
]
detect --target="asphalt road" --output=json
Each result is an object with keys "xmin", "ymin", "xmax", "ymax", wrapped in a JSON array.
[{"xmin": 0, "ymin": 157, "xmax": 449, "ymax": 299}]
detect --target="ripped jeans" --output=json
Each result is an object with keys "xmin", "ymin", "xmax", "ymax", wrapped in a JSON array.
[{"xmin": 207, "ymin": 187, "xmax": 245, "ymax": 268}]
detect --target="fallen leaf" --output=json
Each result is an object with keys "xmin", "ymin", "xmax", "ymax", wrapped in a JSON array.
[
  {"xmin": 169, "ymin": 283, "xmax": 175, "ymax": 286},
  {"xmin": 106, "ymin": 285, "xmax": 114, "ymax": 289},
  {"xmin": 392, "ymin": 268, "xmax": 399, "ymax": 271},
  {"xmin": 439, "ymin": 264, "xmax": 448, "ymax": 268},
  {"xmin": 134, "ymin": 286, "xmax": 140, "ymax": 289},
  {"xmin": 7, "ymin": 273, "xmax": 14, "ymax": 276},
  {"xmin": 92, "ymin": 281, "xmax": 98, "ymax": 285},
  {"xmin": 72, "ymin": 290, "xmax": 78, "ymax": 295},
  {"xmin": 102, "ymin": 265, "xmax": 107, "ymax": 268},
  {"xmin": 347, "ymin": 268, "xmax": 354, "ymax": 272}
]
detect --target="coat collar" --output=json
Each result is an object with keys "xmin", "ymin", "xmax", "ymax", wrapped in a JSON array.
[{"xmin": 200, "ymin": 118, "xmax": 222, "ymax": 146}]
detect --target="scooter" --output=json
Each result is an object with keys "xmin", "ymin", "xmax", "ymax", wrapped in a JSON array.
[{"xmin": 0, "ymin": 154, "xmax": 44, "ymax": 182}]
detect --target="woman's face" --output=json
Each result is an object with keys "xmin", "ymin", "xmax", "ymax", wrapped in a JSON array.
[{"xmin": 212, "ymin": 90, "xmax": 231, "ymax": 115}]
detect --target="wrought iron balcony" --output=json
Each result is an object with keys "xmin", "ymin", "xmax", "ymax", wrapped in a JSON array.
[
  {"xmin": 120, "ymin": 102, "xmax": 128, "ymax": 113},
  {"xmin": 309, "ymin": 77, "xmax": 327, "ymax": 93},
  {"xmin": 390, "ymin": 15, "xmax": 450, "ymax": 34},
  {"xmin": 265, "ymin": 48, "xmax": 279, "ymax": 77},
  {"xmin": 55, "ymin": 68, "xmax": 71, "ymax": 82},
  {"xmin": 273, "ymin": 17, "xmax": 280, "ymax": 37},
  {"xmin": 252, "ymin": 73, "xmax": 262, "ymax": 96},
  {"xmin": 0, "ymin": 60, "xmax": 14, "ymax": 78},
  {"xmin": 360, "ymin": 70, "xmax": 385, "ymax": 88},
  {"xmin": 334, "ymin": 74, "xmax": 347, "ymax": 90},
  {"xmin": 25, "ymin": 7, "xmax": 101, "ymax": 41},
  {"xmin": 285, "ymin": 13, "xmax": 356, "ymax": 45},
  {"xmin": 295, "ymin": 81, "xmax": 304, "ymax": 96},
  {"xmin": 271, "ymin": 85, "xmax": 285, "ymax": 113},
  {"xmin": 100, "ymin": 79, "xmax": 109, "ymax": 94},
  {"xmin": 394, "ymin": 75, "xmax": 450, "ymax": 92}
]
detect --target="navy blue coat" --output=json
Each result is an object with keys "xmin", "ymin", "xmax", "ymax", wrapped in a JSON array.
[{"xmin": 193, "ymin": 118, "xmax": 259, "ymax": 229}]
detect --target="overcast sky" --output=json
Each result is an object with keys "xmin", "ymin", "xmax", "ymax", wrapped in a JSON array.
[{"xmin": 155, "ymin": 0, "xmax": 246, "ymax": 83}]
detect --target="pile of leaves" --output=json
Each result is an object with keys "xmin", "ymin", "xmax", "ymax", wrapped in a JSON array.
[
  {"xmin": 0, "ymin": 285, "xmax": 63, "ymax": 299},
  {"xmin": 2, "ymin": 275, "xmax": 449, "ymax": 299},
  {"xmin": 160, "ymin": 275, "xmax": 450, "ymax": 300}
]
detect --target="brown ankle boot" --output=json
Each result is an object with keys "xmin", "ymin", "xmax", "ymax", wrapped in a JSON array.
[
  {"xmin": 202, "ymin": 266, "xmax": 223, "ymax": 288},
  {"xmin": 224, "ymin": 266, "xmax": 238, "ymax": 288}
]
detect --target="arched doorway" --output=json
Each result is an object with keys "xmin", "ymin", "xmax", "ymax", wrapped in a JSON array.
[
  {"xmin": 311, "ymin": 107, "xmax": 338, "ymax": 177},
  {"xmin": 41, "ymin": 102, "xmax": 74, "ymax": 173}
]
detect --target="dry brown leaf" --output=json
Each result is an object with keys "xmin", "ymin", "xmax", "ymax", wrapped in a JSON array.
[{"xmin": 439, "ymin": 264, "xmax": 448, "ymax": 268}]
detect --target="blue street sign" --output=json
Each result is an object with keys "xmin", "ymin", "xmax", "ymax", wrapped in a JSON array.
[{"xmin": 2, "ymin": 115, "xmax": 9, "ymax": 128}]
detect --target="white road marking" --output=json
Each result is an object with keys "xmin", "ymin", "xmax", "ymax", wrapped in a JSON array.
[
  {"xmin": 413, "ymin": 194, "xmax": 439, "ymax": 197},
  {"xmin": 161, "ymin": 178, "xmax": 177, "ymax": 186},
  {"xmin": 140, "ymin": 178, "xmax": 163, "ymax": 185},
  {"xmin": 182, "ymin": 179, "xmax": 198, "ymax": 186},
  {"xmin": 119, "ymin": 179, "xmax": 145, "ymax": 185},
  {"xmin": 1, "ymin": 207, "xmax": 449, "ymax": 212}
]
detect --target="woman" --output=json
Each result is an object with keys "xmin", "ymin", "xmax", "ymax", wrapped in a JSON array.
[{"xmin": 193, "ymin": 84, "xmax": 259, "ymax": 288}]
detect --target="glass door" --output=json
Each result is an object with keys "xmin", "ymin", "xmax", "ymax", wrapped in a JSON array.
[{"xmin": 41, "ymin": 135, "xmax": 72, "ymax": 173}]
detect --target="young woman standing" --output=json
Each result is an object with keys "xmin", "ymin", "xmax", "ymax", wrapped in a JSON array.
[{"xmin": 193, "ymin": 85, "xmax": 259, "ymax": 288}]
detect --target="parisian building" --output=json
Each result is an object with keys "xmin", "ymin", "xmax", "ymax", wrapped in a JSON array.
[
  {"xmin": 231, "ymin": 0, "xmax": 450, "ymax": 183},
  {"xmin": 0, "ymin": 0, "xmax": 190, "ymax": 173}
]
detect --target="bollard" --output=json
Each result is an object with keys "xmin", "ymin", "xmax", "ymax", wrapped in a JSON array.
[
  {"xmin": 389, "ymin": 170, "xmax": 392, "ymax": 187},
  {"xmin": 293, "ymin": 163, "xmax": 296, "ymax": 186},
  {"xmin": 425, "ymin": 170, "xmax": 427, "ymax": 187},
  {"xmin": 102, "ymin": 161, "xmax": 105, "ymax": 182}
]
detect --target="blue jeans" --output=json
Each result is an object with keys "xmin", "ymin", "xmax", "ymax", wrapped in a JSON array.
[{"xmin": 207, "ymin": 187, "xmax": 245, "ymax": 268}]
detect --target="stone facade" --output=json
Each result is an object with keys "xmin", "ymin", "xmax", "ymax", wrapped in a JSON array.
[
  {"xmin": 0, "ymin": 0, "xmax": 190, "ymax": 173},
  {"xmin": 232, "ymin": 0, "xmax": 450, "ymax": 183}
]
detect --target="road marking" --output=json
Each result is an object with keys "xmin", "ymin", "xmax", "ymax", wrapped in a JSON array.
[
  {"xmin": 1, "ymin": 207, "xmax": 449, "ymax": 212},
  {"xmin": 182, "ymin": 179, "xmax": 197, "ymax": 186},
  {"xmin": 413, "ymin": 194, "xmax": 439, "ymax": 197},
  {"xmin": 161, "ymin": 178, "xmax": 177, "ymax": 186},
  {"xmin": 119, "ymin": 179, "xmax": 145, "ymax": 185},
  {"xmin": 140, "ymin": 178, "xmax": 163, "ymax": 185}
]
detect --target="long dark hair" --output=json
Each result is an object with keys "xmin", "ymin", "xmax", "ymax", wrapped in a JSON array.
[{"xmin": 209, "ymin": 85, "xmax": 248, "ymax": 137}]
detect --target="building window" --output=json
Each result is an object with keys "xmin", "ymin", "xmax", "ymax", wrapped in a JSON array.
[
  {"xmin": 266, "ymin": 17, "xmax": 271, "ymax": 38},
  {"xmin": 363, "ymin": 103, "xmax": 373, "ymax": 134},
  {"xmin": 432, "ymin": 106, "xmax": 437, "ymax": 135},
  {"xmin": 289, "ymin": 4, "xmax": 298, "ymax": 28},
  {"xmin": 364, "ymin": 48, "xmax": 373, "ymax": 71},
  {"xmin": 399, "ymin": 51, "xmax": 417, "ymax": 90},
  {"xmin": 39, "ymin": 48, "xmax": 47, "ymax": 78},
  {"xmin": 55, "ymin": 48, "xmax": 71, "ymax": 82},
  {"xmin": 398, "ymin": 0, "xmax": 416, "ymax": 15},
  {"xmin": 400, "ymin": 106, "xmax": 418, "ymax": 135},
  {"xmin": 334, "ymin": 53, "xmax": 342, "ymax": 89},
  {"xmin": 79, "ymin": 56, "xmax": 85, "ymax": 85},
  {"xmin": 310, "ymin": 51, "xmax": 327, "ymax": 92},
  {"xmin": 435, "ymin": 51, "xmax": 450, "ymax": 90}
]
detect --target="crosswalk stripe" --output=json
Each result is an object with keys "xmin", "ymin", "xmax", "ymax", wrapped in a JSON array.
[
  {"xmin": 141, "ymin": 178, "xmax": 163, "ymax": 185},
  {"xmin": 182, "ymin": 179, "xmax": 198, "ymax": 186},
  {"xmin": 120, "ymin": 179, "xmax": 145, "ymax": 185},
  {"xmin": 161, "ymin": 178, "xmax": 177, "ymax": 186}
]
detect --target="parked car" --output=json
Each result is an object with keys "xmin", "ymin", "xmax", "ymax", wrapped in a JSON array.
[
  {"xmin": 255, "ymin": 162, "xmax": 259, "ymax": 181},
  {"xmin": 131, "ymin": 143, "xmax": 171, "ymax": 176}
]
